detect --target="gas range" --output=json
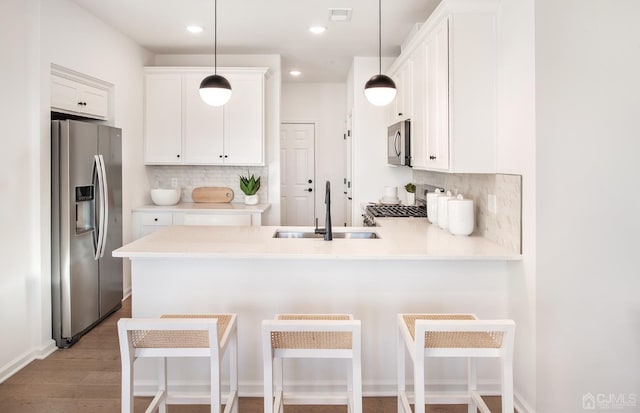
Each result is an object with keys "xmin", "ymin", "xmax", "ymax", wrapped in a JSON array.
[{"xmin": 362, "ymin": 204, "xmax": 427, "ymax": 226}]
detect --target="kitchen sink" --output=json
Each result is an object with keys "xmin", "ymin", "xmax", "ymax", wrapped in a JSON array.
[{"xmin": 273, "ymin": 230, "xmax": 380, "ymax": 239}]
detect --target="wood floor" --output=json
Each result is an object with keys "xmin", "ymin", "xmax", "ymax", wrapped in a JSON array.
[{"xmin": 0, "ymin": 299, "xmax": 505, "ymax": 413}]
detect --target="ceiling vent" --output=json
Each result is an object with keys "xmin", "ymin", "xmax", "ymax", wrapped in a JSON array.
[{"xmin": 328, "ymin": 8, "xmax": 352, "ymax": 22}]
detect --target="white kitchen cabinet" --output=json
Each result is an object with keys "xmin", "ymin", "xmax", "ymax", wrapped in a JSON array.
[
  {"xmin": 392, "ymin": 0, "xmax": 498, "ymax": 173},
  {"xmin": 183, "ymin": 72, "xmax": 224, "ymax": 164},
  {"xmin": 424, "ymin": 17, "xmax": 450, "ymax": 171},
  {"xmin": 132, "ymin": 209, "xmax": 264, "ymax": 240},
  {"xmin": 144, "ymin": 67, "xmax": 267, "ymax": 166},
  {"xmin": 133, "ymin": 212, "xmax": 173, "ymax": 239},
  {"xmin": 50, "ymin": 68, "xmax": 109, "ymax": 120},
  {"xmin": 144, "ymin": 73, "xmax": 183, "ymax": 163},
  {"xmin": 409, "ymin": 43, "xmax": 428, "ymax": 169},
  {"xmin": 387, "ymin": 61, "xmax": 413, "ymax": 125}
]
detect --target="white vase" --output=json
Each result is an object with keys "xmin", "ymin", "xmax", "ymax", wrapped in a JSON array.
[
  {"xmin": 244, "ymin": 194, "xmax": 259, "ymax": 205},
  {"xmin": 406, "ymin": 192, "xmax": 415, "ymax": 206}
]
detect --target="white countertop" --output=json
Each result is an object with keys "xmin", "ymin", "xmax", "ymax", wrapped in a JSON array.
[
  {"xmin": 114, "ymin": 218, "xmax": 521, "ymax": 261},
  {"xmin": 133, "ymin": 202, "xmax": 271, "ymax": 214}
]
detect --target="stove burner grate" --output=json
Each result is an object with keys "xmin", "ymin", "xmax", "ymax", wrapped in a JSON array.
[{"xmin": 366, "ymin": 205, "xmax": 427, "ymax": 218}]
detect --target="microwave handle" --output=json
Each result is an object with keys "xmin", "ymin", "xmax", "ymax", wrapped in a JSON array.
[{"xmin": 394, "ymin": 130, "xmax": 402, "ymax": 156}]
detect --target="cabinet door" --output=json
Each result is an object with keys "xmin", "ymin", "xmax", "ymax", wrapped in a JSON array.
[
  {"xmin": 51, "ymin": 74, "xmax": 108, "ymax": 119},
  {"xmin": 144, "ymin": 73, "xmax": 183, "ymax": 164},
  {"xmin": 425, "ymin": 18, "xmax": 450, "ymax": 170},
  {"xmin": 183, "ymin": 73, "xmax": 224, "ymax": 164},
  {"xmin": 223, "ymin": 73, "xmax": 264, "ymax": 165},
  {"xmin": 79, "ymin": 84, "xmax": 108, "ymax": 119},
  {"xmin": 410, "ymin": 42, "xmax": 428, "ymax": 169}
]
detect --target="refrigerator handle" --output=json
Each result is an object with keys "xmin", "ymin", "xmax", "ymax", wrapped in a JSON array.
[
  {"xmin": 94, "ymin": 155, "xmax": 105, "ymax": 260},
  {"xmin": 98, "ymin": 154, "xmax": 109, "ymax": 258}
]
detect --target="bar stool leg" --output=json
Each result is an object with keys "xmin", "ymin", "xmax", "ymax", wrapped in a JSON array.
[
  {"xmin": 414, "ymin": 339, "xmax": 425, "ymax": 413},
  {"xmin": 158, "ymin": 357, "xmax": 167, "ymax": 413},
  {"xmin": 397, "ymin": 323, "xmax": 406, "ymax": 413},
  {"xmin": 210, "ymin": 353, "xmax": 221, "ymax": 413},
  {"xmin": 274, "ymin": 357, "xmax": 284, "ymax": 413},
  {"xmin": 121, "ymin": 357, "xmax": 134, "ymax": 413},
  {"xmin": 467, "ymin": 358, "xmax": 477, "ymax": 413},
  {"xmin": 352, "ymin": 355, "xmax": 362, "ymax": 413},
  {"xmin": 501, "ymin": 357, "xmax": 514, "ymax": 413},
  {"xmin": 229, "ymin": 329, "xmax": 238, "ymax": 413},
  {"xmin": 347, "ymin": 360, "xmax": 353, "ymax": 413},
  {"xmin": 262, "ymin": 342, "xmax": 274, "ymax": 413}
]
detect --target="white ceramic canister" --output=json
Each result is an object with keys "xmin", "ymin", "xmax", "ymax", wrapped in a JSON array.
[
  {"xmin": 426, "ymin": 189, "xmax": 444, "ymax": 224},
  {"xmin": 384, "ymin": 186, "xmax": 398, "ymax": 199},
  {"xmin": 448, "ymin": 194, "xmax": 475, "ymax": 236},
  {"xmin": 437, "ymin": 191, "xmax": 455, "ymax": 229}
]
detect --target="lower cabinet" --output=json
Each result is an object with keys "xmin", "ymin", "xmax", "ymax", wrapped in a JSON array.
[{"xmin": 132, "ymin": 210, "xmax": 263, "ymax": 240}]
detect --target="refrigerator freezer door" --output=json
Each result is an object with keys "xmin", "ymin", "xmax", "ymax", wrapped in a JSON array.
[
  {"xmin": 53, "ymin": 120, "xmax": 101, "ymax": 341},
  {"xmin": 98, "ymin": 125, "xmax": 123, "ymax": 317}
]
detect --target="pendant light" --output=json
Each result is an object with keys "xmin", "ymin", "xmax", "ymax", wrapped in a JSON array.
[
  {"xmin": 364, "ymin": 0, "xmax": 396, "ymax": 106},
  {"xmin": 199, "ymin": 0, "xmax": 232, "ymax": 106}
]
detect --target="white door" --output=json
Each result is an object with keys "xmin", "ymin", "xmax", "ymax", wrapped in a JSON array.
[{"xmin": 280, "ymin": 123, "xmax": 315, "ymax": 226}]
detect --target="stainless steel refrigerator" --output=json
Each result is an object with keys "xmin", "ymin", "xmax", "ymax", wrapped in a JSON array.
[{"xmin": 51, "ymin": 119, "xmax": 123, "ymax": 348}]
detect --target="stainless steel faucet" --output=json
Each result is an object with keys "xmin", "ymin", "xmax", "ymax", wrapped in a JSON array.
[{"xmin": 314, "ymin": 181, "xmax": 333, "ymax": 241}]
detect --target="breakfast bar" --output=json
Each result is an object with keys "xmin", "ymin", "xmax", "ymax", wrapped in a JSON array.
[{"xmin": 114, "ymin": 221, "xmax": 520, "ymax": 398}]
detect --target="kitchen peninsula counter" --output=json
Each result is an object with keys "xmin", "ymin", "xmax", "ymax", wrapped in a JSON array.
[
  {"xmin": 133, "ymin": 202, "xmax": 271, "ymax": 214},
  {"xmin": 114, "ymin": 219, "xmax": 520, "ymax": 260},
  {"xmin": 114, "ymin": 220, "xmax": 519, "ymax": 398}
]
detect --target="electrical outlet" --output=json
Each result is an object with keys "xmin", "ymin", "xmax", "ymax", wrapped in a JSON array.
[
  {"xmin": 171, "ymin": 178, "xmax": 179, "ymax": 188},
  {"xmin": 488, "ymin": 194, "xmax": 497, "ymax": 214}
]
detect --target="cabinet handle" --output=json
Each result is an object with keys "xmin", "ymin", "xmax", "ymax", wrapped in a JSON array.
[
  {"xmin": 219, "ymin": 155, "xmax": 223, "ymax": 158},
  {"xmin": 177, "ymin": 154, "xmax": 180, "ymax": 158},
  {"xmin": 308, "ymin": 179, "xmax": 313, "ymax": 184},
  {"xmin": 398, "ymin": 112, "xmax": 403, "ymax": 116},
  {"xmin": 154, "ymin": 218, "xmax": 158, "ymax": 222},
  {"xmin": 305, "ymin": 188, "xmax": 313, "ymax": 192},
  {"xmin": 224, "ymin": 155, "xmax": 228, "ymax": 158},
  {"xmin": 429, "ymin": 155, "xmax": 437, "ymax": 160}
]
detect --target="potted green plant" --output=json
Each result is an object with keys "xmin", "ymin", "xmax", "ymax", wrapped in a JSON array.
[
  {"xmin": 404, "ymin": 183, "xmax": 416, "ymax": 205},
  {"xmin": 240, "ymin": 173, "xmax": 261, "ymax": 205}
]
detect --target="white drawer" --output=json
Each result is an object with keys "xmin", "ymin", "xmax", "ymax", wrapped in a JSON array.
[
  {"xmin": 182, "ymin": 213, "xmax": 251, "ymax": 226},
  {"xmin": 141, "ymin": 213, "xmax": 173, "ymax": 226}
]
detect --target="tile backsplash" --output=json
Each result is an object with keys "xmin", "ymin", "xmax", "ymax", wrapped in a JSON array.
[
  {"xmin": 147, "ymin": 165, "xmax": 268, "ymax": 203},
  {"xmin": 413, "ymin": 170, "xmax": 522, "ymax": 253}
]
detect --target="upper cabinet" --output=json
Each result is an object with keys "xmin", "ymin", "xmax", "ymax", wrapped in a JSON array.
[
  {"xmin": 144, "ymin": 67, "xmax": 267, "ymax": 166},
  {"xmin": 51, "ymin": 65, "xmax": 110, "ymax": 120},
  {"xmin": 389, "ymin": 0, "xmax": 498, "ymax": 173}
]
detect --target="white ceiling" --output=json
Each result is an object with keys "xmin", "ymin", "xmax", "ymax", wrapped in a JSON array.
[{"xmin": 70, "ymin": 0, "xmax": 441, "ymax": 82}]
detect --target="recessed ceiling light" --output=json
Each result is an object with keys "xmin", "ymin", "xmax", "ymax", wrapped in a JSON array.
[
  {"xmin": 309, "ymin": 25, "xmax": 326, "ymax": 34},
  {"xmin": 186, "ymin": 25, "xmax": 204, "ymax": 34},
  {"xmin": 289, "ymin": 70, "xmax": 302, "ymax": 77}
]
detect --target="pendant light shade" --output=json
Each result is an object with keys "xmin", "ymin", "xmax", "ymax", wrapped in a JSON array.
[
  {"xmin": 199, "ymin": 74, "xmax": 232, "ymax": 106},
  {"xmin": 200, "ymin": 0, "xmax": 231, "ymax": 106},
  {"xmin": 364, "ymin": 74, "xmax": 397, "ymax": 106},
  {"xmin": 364, "ymin": 0, "xmax": 396, "ymax": 106}
]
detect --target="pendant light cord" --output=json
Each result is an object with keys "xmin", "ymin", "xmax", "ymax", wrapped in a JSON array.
[
  {"xmin": 214, "ymin": 0, "xmax": 218, "ymax": 75},
  {"xmin": 378, "ymin": 0, "xmax": 382, "ymax": 75}
]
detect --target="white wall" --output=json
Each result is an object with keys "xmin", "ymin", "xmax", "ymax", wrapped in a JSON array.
[
  {"xmin": 496, "ymin": 0, "xmax": 536, "ymax": 411},
  {"xmin": 0, "ymin": 0, "xmax": 44, "ymax": 382},
  {"xmin": 153, "ymin": 54, "xmax": 282, "ymax": 225},
  {"xmin": 281, "ymin": 83, "xmax": 347, "ymax": 226},
  {"xmin": 0, "ymin": 0, "xmax": 152, "ymax": 381},
  {"xmin": 536, "ymin": 1, "xmax": 640, "ymax": 412},
  {"xmin": 349, "ymin": 57, "xmax": 413, "ymax": 224}
]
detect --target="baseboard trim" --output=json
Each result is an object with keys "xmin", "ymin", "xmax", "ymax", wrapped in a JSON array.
[
  {"xmin": 514, "ymin": 390, "xmax": 536, "ymax": 413},
  {"xmin": 0, "ymin": 339, "xmax": 57, "ymax": 384}
]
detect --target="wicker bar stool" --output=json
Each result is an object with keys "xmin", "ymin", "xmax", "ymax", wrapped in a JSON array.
[
  {"xmin": 262, "ymin": 314, "xmax": 362, "ymax": 413},
  {"xmin": 397, "ymin": 314, "xmax": 515, "ymax": 413},
  {"xmin": 117, "ymin": 314, "xmax": 238, "ymax": 413}
]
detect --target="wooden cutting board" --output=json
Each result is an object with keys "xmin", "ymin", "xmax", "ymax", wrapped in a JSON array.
[{"xmin": 192, "ymin": 187, "xmax": 234, "ymax": 203}]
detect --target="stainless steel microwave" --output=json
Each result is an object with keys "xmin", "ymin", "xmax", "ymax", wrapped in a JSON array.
[{"xmin": 388, "ymin": 120, "xmax": 411, "ymax": 166}]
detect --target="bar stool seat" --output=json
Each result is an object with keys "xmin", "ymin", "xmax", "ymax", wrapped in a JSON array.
[
  {"xmin": 397, "ymin": 313, "xmax": 515, "ymax": 413},
  {"xmin": 262, "ymin": 314, "xmax": 362, "ymax": 413},
  {"xmin": 118, "ymin": 314, "xmax": 238, "ymax": 413}
]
